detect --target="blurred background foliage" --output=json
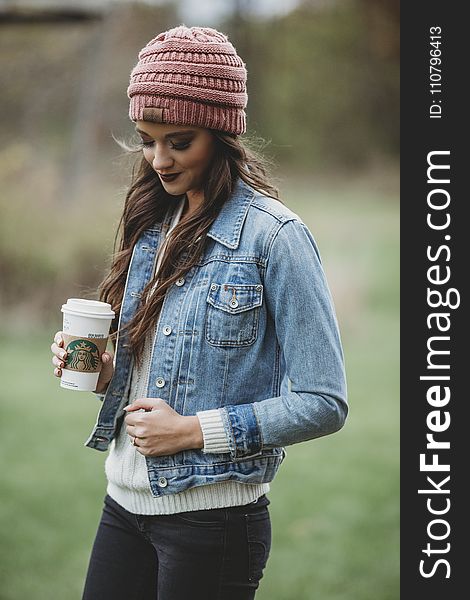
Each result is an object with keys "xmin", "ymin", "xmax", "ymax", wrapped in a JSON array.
[
  {"xmin": 0, "ymin": 1, "xmax": 399, "ymax": 599},
  {"xmin": 0, "ymin": 0, "xmax": 398, "ymax": 327}
]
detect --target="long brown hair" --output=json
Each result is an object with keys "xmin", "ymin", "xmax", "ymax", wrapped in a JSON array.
[{"xmin": 98, "ymin": 131, "xmax": 281, "ymax": 366}]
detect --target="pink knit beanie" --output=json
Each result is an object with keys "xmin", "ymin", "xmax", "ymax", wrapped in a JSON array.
[{"xmin": 127, "ymin": 25, "xmax": 247, "ymax": 135}]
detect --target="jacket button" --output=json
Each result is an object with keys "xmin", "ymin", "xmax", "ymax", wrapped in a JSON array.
[
  {"xmin": 162, "ymin": 326, "xmax": 172, "ymax": 335},
  {"xmin": 157, "ymin": 476, "xmax": 168, "ymax": 488},
  {"xmin": 256, "ymin": 285, "xmax": 263, "ymax": 291},
  {"xmin": 229, "ymin": 299, "xmax": 239, "ymax": 308},
  {"xmin": 210, "ymin": 283, "xmax": 217, "ymax": 291},
  {"xmin": 175, "ymin": 277, "xmax": 185, "ymax": 286},
  {"xmin": 156, "ymin": 378, "xmax": 165, "ymax": 388}
]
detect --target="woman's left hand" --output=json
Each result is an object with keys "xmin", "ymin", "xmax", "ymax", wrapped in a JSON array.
[{"xmin": 123, "ymin": 398, "xmax": 204, "ymax": 456}]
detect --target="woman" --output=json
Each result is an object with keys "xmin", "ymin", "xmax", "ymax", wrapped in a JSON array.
[{"xmin": 50, "ymin": 25, "xmax": 348, "ymax": 600}]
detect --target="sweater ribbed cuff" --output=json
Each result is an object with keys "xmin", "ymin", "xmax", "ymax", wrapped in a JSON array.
[{"xmin": 196, "ymin": 409, "xmax": 231, "ymax": 454}]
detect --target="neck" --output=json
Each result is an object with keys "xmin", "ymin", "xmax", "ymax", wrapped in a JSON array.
[{"xmin": 183, "ymin": 189, "xmax": 204, "ymax": 220}]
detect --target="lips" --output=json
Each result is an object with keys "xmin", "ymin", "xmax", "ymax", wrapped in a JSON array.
[{"xmin": 159, "ymin": 172, "xmax": 181, "ymax": 183}]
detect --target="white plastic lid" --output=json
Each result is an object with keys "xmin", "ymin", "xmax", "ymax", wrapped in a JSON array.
[{"xmin": 61, "ymin": 298, "xmax": 115, "ymax": 319}]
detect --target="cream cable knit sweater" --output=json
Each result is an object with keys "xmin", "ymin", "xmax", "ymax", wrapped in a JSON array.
[{"xmin": 105, "ymin": 197, "xmax": 269, "ymax": 514}]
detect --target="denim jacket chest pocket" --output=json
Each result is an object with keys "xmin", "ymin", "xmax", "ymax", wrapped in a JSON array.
[{"xmin": 205, "ymin": 282, "xmax": 264, "ymax": 347}]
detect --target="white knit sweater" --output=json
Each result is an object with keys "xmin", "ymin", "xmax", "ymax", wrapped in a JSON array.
[{"xmin": 105, "ymin": 197, "xmax": 269, "ymax": 514}]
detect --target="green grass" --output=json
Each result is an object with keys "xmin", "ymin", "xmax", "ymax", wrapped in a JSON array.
[{"xmin": 0, "ymin": 173, "xmax": 399, "ymax": 599}]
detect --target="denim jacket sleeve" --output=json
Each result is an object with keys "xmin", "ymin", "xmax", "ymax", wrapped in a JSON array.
[{"xmin": 219, "ymin": 218, "xmax": 348, "ymax": 459}]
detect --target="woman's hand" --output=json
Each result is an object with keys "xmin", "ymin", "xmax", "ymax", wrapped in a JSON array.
[
  {"xmin": 50, "ymin": 331, "xmax": 114, "ymax": 394},
  {"xmin": 124, "ymin": 398, "xmax": 204, "ymax": 456}
]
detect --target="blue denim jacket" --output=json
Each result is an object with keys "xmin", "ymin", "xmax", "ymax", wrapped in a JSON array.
[{"xmin": 85, "ymin": 177, "xmax": 348, "ymax": 497}]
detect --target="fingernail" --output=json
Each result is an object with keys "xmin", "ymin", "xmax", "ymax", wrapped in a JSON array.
[{"xmin": 60, "ymin": 351, "xmax": 66, "ymax": 359}]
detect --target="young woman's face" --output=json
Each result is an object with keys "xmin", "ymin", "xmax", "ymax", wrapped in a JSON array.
[{"xmin": 136, "ymin": 120, "xmax": 215, "ymax": 198}]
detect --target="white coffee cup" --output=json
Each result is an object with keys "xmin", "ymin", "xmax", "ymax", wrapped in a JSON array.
[{"xmin": 60, "ymin": 298, "xmax": 115, "ymax": 392}]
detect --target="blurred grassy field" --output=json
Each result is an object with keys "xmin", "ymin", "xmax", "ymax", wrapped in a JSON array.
[{"xmin": 0, "ymin": 172, "xmax": 399, "ymax": 600}]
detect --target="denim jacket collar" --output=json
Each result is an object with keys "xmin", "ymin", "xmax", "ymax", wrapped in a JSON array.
[{"xmin": 206, "ymin": 177, "xmax": 255, "ymax": 249}]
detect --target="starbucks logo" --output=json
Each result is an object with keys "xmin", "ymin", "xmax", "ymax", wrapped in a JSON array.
[{"xmin": 65, "ymin": 339, "xmax": 100, "ymax": 372}]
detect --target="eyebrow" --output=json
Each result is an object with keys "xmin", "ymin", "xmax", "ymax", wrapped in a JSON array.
[{"xmin": 135, "ymin": 127, "xmax": 196, "ymax": 138}]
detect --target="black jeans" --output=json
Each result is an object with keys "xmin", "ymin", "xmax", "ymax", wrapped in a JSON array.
[{"xmin": 82, "ymin": 493, "xmax": 271, "ymax": 600}]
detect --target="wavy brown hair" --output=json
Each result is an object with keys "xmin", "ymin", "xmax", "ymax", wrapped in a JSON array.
[{"xmin": 98, "ymin": 131, "xmax": 281, "ymax": 366}]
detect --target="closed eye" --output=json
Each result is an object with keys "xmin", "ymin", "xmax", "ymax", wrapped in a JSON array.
[
  {"xmin": 138, "ymin": 139, "xmax": 191, "ymax": 150},
  {"xmin": 170, "ymin": 141, "xmax": 191, "ymax": 150}
]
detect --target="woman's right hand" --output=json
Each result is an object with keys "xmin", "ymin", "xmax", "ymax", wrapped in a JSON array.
[{"xmin": 50, "ymin": 331, "xmax": 115, "ymax": 394}]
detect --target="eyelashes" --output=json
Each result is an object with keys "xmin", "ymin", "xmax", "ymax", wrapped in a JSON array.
[
  {"xmin": 139, "ymin": 139, "xmax": 191, "ymax": 151},
  {"xmin": 171, "ymin": 141, "xmax": 191, "ymax": 150}
]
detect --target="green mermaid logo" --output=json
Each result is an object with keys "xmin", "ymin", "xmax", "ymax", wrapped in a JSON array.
[{"xmin": 65, "ymin": 339, "xmax": 100, "ymax": 372}]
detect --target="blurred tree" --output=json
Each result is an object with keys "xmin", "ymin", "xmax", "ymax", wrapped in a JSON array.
[
  {"xmin": 223, "ymin": 0, "xmax": 399, "ymax": 169},
  {"xmin": 359, "ymin": 0, "xmax": 400, "ymax": 60},
  {"xmin": 357, "ymin": 0, "xmax": 400, "ymax": 156},
  {"xmin": 0, "ymin": 1, "xmax": 180, "ymax": 203}
]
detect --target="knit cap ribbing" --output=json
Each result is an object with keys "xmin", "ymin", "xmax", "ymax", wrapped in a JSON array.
[{"xmin": 127, "ymin": 26, "xmax": 247, "ymax": 135}]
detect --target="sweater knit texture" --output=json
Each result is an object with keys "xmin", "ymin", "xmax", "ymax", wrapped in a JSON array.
[{"xmin": 105, "ymin": 196, "xmax": 269, "ymax": 514}]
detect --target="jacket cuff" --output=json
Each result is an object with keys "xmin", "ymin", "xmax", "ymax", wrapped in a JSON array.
[
  {"xmin": 196, "ymin": 409, "xmax": 231, "ymax": 454},
  {"xmin": 220, "ymin": 404, "xmax": 263, "ymax": 459}
]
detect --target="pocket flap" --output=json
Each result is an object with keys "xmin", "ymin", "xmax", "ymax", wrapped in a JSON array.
[{"xmin": 207, "ymin": 283, "xmax": 263, "ymax": 314}]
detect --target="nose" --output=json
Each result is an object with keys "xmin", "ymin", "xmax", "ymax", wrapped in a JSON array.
[{"xmin": 151, "ymin": 144, "xmax": 174, "ymax": 171}]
